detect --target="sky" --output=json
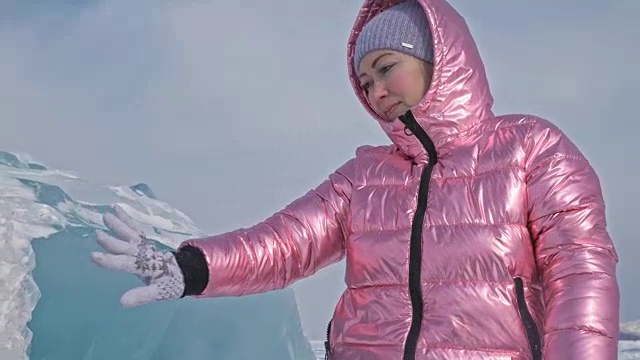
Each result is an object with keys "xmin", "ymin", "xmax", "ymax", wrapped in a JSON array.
[{"xmin": 1, "ymin": 0, "xmax": 638, "ymax": 340}]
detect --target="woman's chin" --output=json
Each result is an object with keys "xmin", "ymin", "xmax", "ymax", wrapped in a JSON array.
[
  {"xmin": 385, "ymin": 109, "xmax": 404, "ymax": 121},
  {"xmin": 374, "ymin": 106, "xmax": 405, "ymax": 122}
]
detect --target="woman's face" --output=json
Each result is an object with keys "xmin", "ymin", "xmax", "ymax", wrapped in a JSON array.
[{"xmin": 358, "ymin": 50, "xmax": 433, "ymax": 121}]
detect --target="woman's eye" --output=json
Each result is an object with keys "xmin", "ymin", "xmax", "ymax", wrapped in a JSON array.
[
  {"xmin": 362, "ymin": 82, "xmax": 372, "ymax": 93},
  {"xmin": 379, "ymin": 64, "xmax": 394, "ymax": 74}
]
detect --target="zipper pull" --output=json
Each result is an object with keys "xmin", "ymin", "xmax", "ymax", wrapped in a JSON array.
[
  {"xmin": 404, "ymin": 125, "xmax": 414, "ymax": 136},
  {"xmin": 399, "ymin": 111, "xmax": 417, "ymax": 136}
]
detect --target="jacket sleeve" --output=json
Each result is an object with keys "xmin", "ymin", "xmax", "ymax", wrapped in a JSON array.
[
  {"xmin": 175, "ymin": 158, "xmax": 355, "ymax": 298},
  {"xmin": 525, "ymin": 118, "xmax": 619, "ymax": 359}
]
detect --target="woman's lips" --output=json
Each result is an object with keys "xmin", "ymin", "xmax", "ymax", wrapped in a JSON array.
[{"xmin": 383, "ymin": 103, "xmax": 400, "ymax": 117}]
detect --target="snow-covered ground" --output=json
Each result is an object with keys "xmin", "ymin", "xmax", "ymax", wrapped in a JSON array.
[
  {"xmin": 620, "ymin": 341, "xmax": 640, "ymax": 359},
  {"xmin": 311, "ymin": 336, "xmax": 640, "ymax": 359},
  {"xmin": 310, "ymin": 340, "xmax": 326, "ymax": 360}
]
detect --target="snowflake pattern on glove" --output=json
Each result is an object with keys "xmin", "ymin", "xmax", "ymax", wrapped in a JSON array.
[{"xmin": 91, "ymin": 205, "xmax": 186, "ymax": 308}]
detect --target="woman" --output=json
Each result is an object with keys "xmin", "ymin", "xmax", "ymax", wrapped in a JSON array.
[{"xmin": 92, "ymin": 0, "xmax": 620, "ymax": 358}]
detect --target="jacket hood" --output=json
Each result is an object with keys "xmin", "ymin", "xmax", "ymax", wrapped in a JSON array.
[{"xmin": 347, "ymin": 0, "xmax": 494, "ymax": 162}]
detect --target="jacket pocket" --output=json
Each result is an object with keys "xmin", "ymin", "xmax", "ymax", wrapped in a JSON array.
[{"xmin": 514, "ymin": 277, "xmax": 542, "ymax": 360}]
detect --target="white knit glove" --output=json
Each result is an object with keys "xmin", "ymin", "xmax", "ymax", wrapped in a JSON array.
[{"xmin": 91, "ymin": 205, "xmax": 185, "ymax": 308}]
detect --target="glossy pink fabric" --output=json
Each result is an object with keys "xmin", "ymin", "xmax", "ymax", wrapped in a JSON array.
[{"xmin": 180, "ymin": 0, "xmax": 619, "ymax": 358}]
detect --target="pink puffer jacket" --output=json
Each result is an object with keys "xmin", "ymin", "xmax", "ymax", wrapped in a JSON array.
[{"xmin": 180, "ymin": 0, "xmax": 620, "ymax": 358}]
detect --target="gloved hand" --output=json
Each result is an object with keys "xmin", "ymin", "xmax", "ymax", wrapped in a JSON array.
[{"xmin": 91, "ymin": 205, "xmax": 185, "ymax": 308}]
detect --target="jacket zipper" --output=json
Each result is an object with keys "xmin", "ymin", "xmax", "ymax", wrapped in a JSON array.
[
  {"xmin": 324, "ymin": 320, "xmax": 331, "ymax": 359},
  {"xmin": 514, "ymin": 277, "xmax": 542, "ymax": 360},
  {"xmin": 400, "ymin": 111, "xmax": 438, "ymax": 360},
  {"xmin": 324, "ymin": 111, "xmax": 437, "ymax": 360}
]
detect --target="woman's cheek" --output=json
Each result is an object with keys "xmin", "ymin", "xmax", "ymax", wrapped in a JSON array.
[{"xmin": 387, "ymin": 73, "xmax": 408, "ymax": 93}]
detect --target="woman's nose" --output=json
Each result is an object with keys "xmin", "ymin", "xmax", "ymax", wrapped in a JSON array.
[{"xmin": 370, "ymin": 82, "xmax": 388, "ymax": 101}]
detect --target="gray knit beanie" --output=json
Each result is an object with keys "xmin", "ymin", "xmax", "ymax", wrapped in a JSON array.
[{"xmin": 354, "ymin": 1, "xmax": 433, "ymax": 71}]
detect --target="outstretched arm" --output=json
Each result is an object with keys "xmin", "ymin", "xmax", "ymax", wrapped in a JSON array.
[{"xmin": 177, "ymin": 158, "xmax": 356, "ymax": 298}]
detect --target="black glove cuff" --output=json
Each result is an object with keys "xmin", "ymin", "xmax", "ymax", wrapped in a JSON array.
[{"xmin": 173, "ymin": 245, "xmax": 209, "ymax": 297}]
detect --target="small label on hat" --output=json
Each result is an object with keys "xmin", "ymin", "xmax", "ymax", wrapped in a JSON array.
[{"xmin": 401, "ymin": 42, "xmax": 414, "ymax": 49}]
